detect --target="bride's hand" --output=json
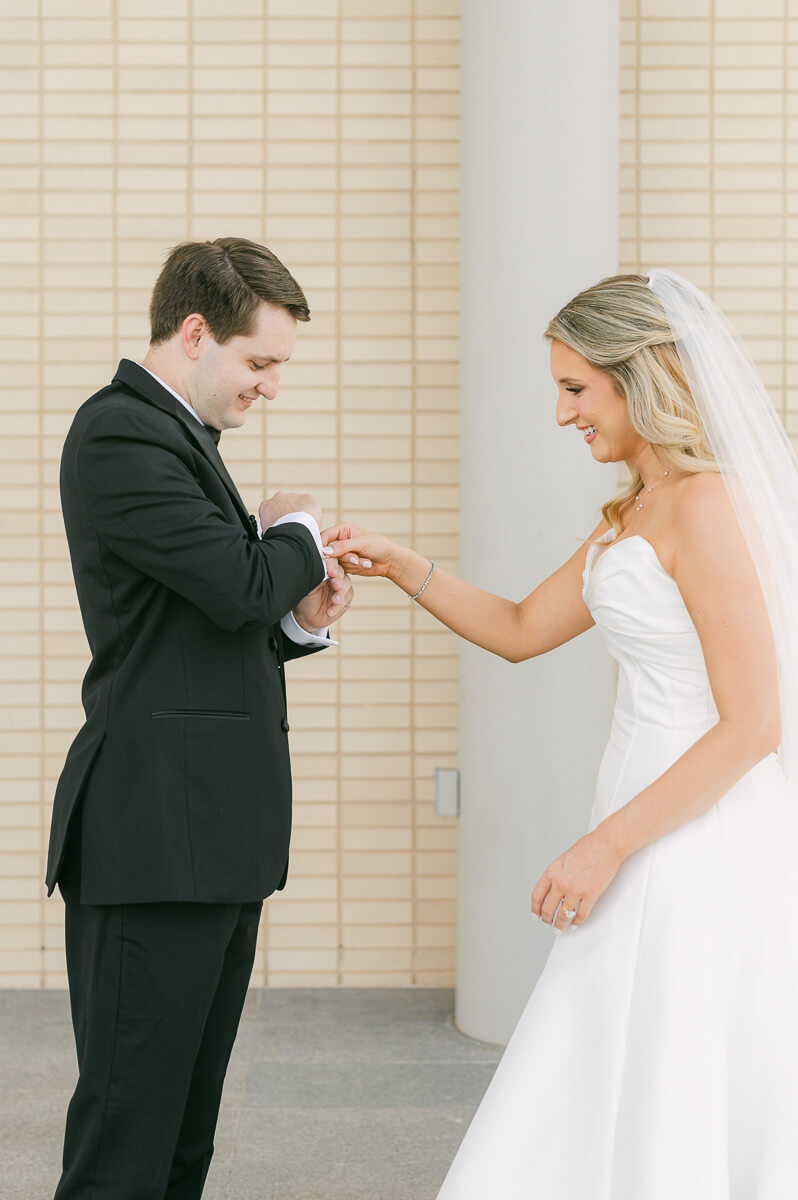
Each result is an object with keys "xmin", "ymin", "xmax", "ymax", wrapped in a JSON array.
[
  {"xmin": 322, "ymin": 523, "xmax": 406, "ymax": 581},
  {"xmin": 530, "ymin": 830, "xmax": 621, "ymax": 930}
]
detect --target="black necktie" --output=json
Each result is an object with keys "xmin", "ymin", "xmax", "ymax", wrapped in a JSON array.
[{"xmin": 207, "ymin": 426, "xmax": 221, "ymax": 446}]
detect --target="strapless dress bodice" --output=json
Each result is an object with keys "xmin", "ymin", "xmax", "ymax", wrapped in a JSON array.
[{"xmin": 582, "ymin": 529, "xmax": 719, "ymax": 739}]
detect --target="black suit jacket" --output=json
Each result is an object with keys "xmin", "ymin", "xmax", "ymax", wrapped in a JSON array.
[{"xmin": 46, "ymin": 359, "xmax": 328, "ymax": 905}]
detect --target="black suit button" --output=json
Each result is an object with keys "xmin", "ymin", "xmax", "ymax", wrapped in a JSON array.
[
  {"xmin": 281, "ymin": 717, "xmax": 290, "ymax": 732},
  {"xmin": 269, "ymin": 636, "xmax": 279, "ymax": 652}
]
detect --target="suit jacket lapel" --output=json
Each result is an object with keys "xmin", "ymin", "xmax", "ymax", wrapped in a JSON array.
[{"xmin": 112, "ymin": 358, "xmax": 253, "ymax": 529}]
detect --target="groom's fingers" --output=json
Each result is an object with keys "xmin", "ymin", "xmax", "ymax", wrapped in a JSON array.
[
  {"xmin": 325, "ymin": 567, "xmax": 354, "ymax": 618},
  {"xmin": 328, "ymin": 560, "xmax": 353, "ymax": 588},
  {"xmin": 327, "ymin": 592, "xmax": 353, "ymax": 618},
  {"xmin": 336, "ymin": 575, "xmax": 354, "ymax": 601}
]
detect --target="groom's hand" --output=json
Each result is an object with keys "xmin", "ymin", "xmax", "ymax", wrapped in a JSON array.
[
  {"xmin": 259, "ymin": 490, "xmax": 322, "ymax": 531},
  {"xmin": 293, "ymin": 554, "xmax": 353, "ymax": 633}
]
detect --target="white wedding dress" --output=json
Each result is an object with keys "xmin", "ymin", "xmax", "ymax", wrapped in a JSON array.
[{"xmin": 437, "ymin": 528, "xmax": 798, "ymax": 1199}]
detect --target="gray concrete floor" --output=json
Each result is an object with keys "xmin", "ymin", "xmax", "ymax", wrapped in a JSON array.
[{"xmin": 0, "ymin": 988, "xmax": 502, "ymax": 1200}]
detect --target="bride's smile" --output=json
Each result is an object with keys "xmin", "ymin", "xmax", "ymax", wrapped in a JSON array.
[{"xmin": 551, "ymin": 338, "xmax": 649, "ymax": 467}]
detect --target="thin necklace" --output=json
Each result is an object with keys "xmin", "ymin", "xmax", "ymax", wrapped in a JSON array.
[{"xmin": 634, "ymin": 468, "xmax": 670, "ymax": 512}]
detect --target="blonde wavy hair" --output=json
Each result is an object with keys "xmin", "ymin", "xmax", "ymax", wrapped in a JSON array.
[{"xmin": 544, "ymin": 273, "xmax": 719, "ymax": 536}]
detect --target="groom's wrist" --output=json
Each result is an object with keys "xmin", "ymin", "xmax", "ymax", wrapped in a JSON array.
[{"xmin": 292, "ymin": 609, "xmax": 324, "ymax": 635}]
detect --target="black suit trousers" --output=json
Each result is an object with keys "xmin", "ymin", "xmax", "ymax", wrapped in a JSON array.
[{"xmin": 54, "ymin": 834, "xmax": 262, "ymax": 1200}]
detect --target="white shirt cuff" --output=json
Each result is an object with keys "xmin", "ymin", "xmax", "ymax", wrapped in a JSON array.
[
  {"xmin": 267, "ymin": 511, "xmax": 338, "ymax": 648},
  {"xmin": 280, "ymin": 609, "xmax": 338, "ymax": 648}
]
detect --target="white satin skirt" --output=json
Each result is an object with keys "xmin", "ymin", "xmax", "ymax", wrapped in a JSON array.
[{"xmin": 436, "ymin": 743, "xmax": 798, "ymax": 1199}]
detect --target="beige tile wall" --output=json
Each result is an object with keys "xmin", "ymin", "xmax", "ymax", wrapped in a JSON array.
[
  {"xmin": 2, "ymin": 0, "xmax": 791, "ymax": 989},
  {"xmin": 621, "ymin": 0, "xmax": 796, "ymax": 435},
  {"xmin": 0, "ymin": 0, "xmax": 460, "ymax": 988}
]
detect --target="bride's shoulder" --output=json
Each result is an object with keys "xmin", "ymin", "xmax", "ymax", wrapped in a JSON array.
[
  {"xmin": 672, "ymin": 470, "xmax": 739, "ymax": 550},
  {"xmin": 673, "ymin": 469, "xmax": 728, "ymax": 516}
]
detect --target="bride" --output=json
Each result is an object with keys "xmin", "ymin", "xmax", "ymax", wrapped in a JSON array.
[{"xmin": 323, "ymin": 271, "xmax": 798, "ymax": 1196}]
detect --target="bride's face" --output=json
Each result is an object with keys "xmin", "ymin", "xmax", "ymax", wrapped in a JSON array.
[{"xmin": 550, "ymin": 339, "xmax": 648, "ymax": 465}]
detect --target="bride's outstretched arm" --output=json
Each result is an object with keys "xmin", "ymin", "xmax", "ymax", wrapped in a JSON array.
[
  {"xmin": 596, "ymin": 472, "xmax": 781, "ymax": 873},
  {"xmin": 321, "ymin": 517, "xmax": 609, "ymax": 663}
]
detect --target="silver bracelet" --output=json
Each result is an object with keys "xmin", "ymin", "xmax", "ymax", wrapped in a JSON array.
[{"xmin": 410, "ymin": 559, "xmax": 436, "ymax": 601}]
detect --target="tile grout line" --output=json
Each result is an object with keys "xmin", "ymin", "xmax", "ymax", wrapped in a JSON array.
[
  {"xmin": 187, "ymin": 0, "xmax": 194, "ymax": 240},
  {"xmin": 37, "ymin": 0, "xmax": 45, "ymax": 991},
  {"xmin": 112, "ymin": 5, "xmax": 119, "ymax": 422},
  {"xmin": 409, "ymin": 0, "xmax": 419, "ymax": 987},
  {"xmin": 261, "ymin": 0, "xmax": 270, "ymax": 992},
  {"xmin": 635, "ymin": 0, "xmax": 641, "ymax": 274},
  {"xmin": 336, "ymin": 0, "xmax": 344, "ymax": 989}
]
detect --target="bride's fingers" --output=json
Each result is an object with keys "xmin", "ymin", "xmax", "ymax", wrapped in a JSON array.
[
  {"xmin": 323, "ymin": 539, "xmax": 373, "ymax": 569},
  {"xmin": 540, "ymin": 894, "xmax": 561, "ymax": 926},
  {"xmin": 321, "ymin": 524, "xmax": 351, "ymax": 546},
  {"xmin": 321, "ymin": 524, "xmax": 364, "ymax": 547},
  {"xmin": 334, "ymin": 556, "xmax": 374, "ymax": 572},
  {"xmin": 530, "ymin": 879, "xmax": 551, "ymax": 922},
  {"xmin": 323, "ymin": 538, "xmax": 359, "ymax": 558},
  {"xmin": 340, "ymin": 561, "xmax": 376, "ymax": 577},
  {"xmin": 553, "ymin": 896, "xmax": 579, "ymax": 930}
]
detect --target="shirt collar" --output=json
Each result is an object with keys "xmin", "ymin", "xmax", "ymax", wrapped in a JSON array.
[{"xmin": 136, "ymin": 362, "xmax": 205, "ymax": 426}]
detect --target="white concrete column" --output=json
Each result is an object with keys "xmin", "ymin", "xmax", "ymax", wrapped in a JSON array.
[{"xmin": 456, "ymin": 0, "xmax": 620, "ymax": 1044}]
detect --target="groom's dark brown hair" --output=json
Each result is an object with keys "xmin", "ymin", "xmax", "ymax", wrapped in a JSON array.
[{"xmin": 149, "ymin": 236, "xmax": 310, "ymax": 346}]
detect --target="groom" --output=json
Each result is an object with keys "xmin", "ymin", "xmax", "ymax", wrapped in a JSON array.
[{"xmin": 45, "ymin": 237, "xmax": 352, "ymax": 1199}]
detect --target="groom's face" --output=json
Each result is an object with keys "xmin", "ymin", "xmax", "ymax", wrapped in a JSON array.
[{"xmin": 186, "ymin": 300, "xmax": 297, "ymax": 431}]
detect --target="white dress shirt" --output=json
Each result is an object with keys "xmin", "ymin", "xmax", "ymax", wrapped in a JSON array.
[{"xmin": 136, "ymin": 363, "xmax": 336, "ymax": 649}]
